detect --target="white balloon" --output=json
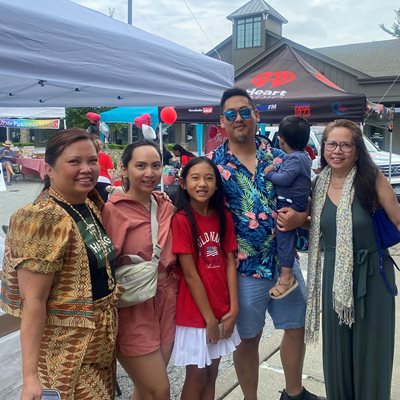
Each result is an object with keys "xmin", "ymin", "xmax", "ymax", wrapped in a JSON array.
[
  {"xmin": 99, "ymin": 122, "xmax": 110, "ymax": 137},
  {"xmin": 142, "ymin": 124, "xmax": 156, "ymax": 140}
]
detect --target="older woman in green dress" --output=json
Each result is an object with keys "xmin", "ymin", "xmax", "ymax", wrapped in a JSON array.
[{"xmin": 306, "ymin": 119, "xmax": 400, "ymax": 400}]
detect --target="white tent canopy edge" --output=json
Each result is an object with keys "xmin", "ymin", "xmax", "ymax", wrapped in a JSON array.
[
  {"xmin": 0, "ymin": 108, "xmax": 65, "ymax": 119},
  {"xmin": 0, "ymin": 0, "xmax": 234, "ymax": 107}
]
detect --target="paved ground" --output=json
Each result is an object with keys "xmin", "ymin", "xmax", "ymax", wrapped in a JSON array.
[{"xmin": 1, "ymin": 179, "xmax": 399, "ymax": 399}]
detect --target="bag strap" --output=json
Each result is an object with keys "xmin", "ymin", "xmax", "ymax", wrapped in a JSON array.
[
  {"xmin": 150, "ymin": 195, "xmax": 161, "ymax": 261},
  {"xmin": 371, "ymin": 211, "xmax": 398, "ymax": 296},
  {"xmin": 119, "ymin": 195, "xmax": 160, "ymax": 264},
  {"xmin": 150, "ymin": 195, "xmax": 158, "ymax": 247}
]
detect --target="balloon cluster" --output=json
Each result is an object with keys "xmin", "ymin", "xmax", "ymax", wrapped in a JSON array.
[
  {"xmin": 86, "ymin": 112, "xmax": 109, "ymax": 138},
  {"xmin": 134, "ymin": 113, "xmax": 156, "ymax": 140}
]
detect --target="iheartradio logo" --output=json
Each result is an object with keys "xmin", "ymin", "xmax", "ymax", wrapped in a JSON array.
[
  {"xmin": 251, "ymin": 71, "xmax": 296, "ymax": 88},
  {"xmin": 202, "ymin": 107, "xmax": 213, "ymax": 114}
]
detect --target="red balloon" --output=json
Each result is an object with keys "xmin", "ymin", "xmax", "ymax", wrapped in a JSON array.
[
  {"xmin": 86, "ymin": 112, "xmax": 101, "ymax": 123},
  {"xmin": 160, "ymin": 107, "xmax": 177, "ymax": 124},
  {"xmin": 134, "ymin": 113, "xmax": 151, "ymax": 129}
]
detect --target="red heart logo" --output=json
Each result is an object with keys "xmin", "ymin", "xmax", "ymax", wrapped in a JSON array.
[{"xmin": 251, "ymin": 71, "xmax": 296, "ymax": 88}]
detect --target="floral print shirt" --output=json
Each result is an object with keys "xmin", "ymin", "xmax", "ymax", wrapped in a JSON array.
[{"xmin": 210, "ymin": 137, "xmax": 285, "ymax": 279}]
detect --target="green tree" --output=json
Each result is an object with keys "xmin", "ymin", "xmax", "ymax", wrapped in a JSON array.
[
  {"xmin": 65, "ymin": 107, "xmax": 112, "ymax": 129},
  {"xmin": 379, "ymin": 8, "xmax": 400, "ymax": 38},
  {"xmin": 65, "ymin": 107, "xmax": 129, "ymax": 144}
]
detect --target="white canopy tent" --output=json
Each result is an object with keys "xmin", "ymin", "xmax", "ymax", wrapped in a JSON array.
[
  {"xmin": 0, "ymin": 0, "xmax": 234, "ymax": 107},
  {"xmin": 0, "ymin": 108, "xmax": 65, "ymax": 119}
]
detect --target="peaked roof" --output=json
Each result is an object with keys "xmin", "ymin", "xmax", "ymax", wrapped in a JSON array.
[
  {"xmin": 315, "ymin": 39, "xmax": 400, "ymax": 78},
  {"xmin": 227, "ymin": 0, "xmax": 287, "ymax": 23},
  {"xmin": 235, "ymin": 36, "xmax": 369, "ymax": 80}
]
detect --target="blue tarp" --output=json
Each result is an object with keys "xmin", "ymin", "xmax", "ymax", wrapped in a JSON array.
[{"xmin": 100, "ymin": 107, "xmax": 159, "ymax": 127}]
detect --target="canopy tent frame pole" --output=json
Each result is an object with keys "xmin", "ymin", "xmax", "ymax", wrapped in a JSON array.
[
  {"xmin": 389, "ymin": 129, "xmax": 393, "ymax": 183},
  {"xmin": 159, "ymin": 122, "xmax": 164, "ymax": 192},
  {"xmin": 128, "ymin": 123, "xmax": 133, "ymax": 144}
]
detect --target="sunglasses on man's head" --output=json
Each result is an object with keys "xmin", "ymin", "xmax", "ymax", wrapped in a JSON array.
[{"xmin": 223, "ymin": 108, "xmax": 253, "ymax": 122}]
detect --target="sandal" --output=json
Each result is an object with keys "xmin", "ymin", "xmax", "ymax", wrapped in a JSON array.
[{"xmin": 269, "ymin": 277, "xmax": 299, "ymax": 300}]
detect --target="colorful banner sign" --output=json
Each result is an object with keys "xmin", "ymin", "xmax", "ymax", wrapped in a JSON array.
[{"xmin": 0, "ymin": 119, "xmax": 60, "ymax": 129}]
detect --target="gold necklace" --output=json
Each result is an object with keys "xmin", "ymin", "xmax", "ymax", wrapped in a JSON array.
[
  {"xmin": 50, "ymin": 187, "xmax": 115, "ymax": 290},
  {"xmin": 330, "ymin": 183, "xmax": 343, "ymax": 190}
]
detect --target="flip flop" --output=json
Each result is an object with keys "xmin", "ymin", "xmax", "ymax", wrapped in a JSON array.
[{"xmin": 269, "ymin": 277, "xmax": 299, "ymax": 300}]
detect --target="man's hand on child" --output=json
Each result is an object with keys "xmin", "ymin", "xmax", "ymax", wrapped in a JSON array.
[
  {"xmin": 264, "ymin": 165, "xmax": 274, "ymax": 174},
  {"xmin": 277, "ymin": 207, "xmax": 308, "ymax": 232}
]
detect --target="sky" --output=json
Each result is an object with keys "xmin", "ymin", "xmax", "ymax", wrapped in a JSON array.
[{"xmin": 72, "ymin": 0, "xmax": 399, "ymax": 54}]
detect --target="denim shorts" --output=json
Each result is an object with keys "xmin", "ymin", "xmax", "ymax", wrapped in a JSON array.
[{"xmin": 236, "ymin": 260, "xmax": 306, "ymax": 339}]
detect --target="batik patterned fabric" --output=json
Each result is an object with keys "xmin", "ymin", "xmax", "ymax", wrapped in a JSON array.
[
  {"xmin": 0, "ymin": 189, "xmax": 121, "ymax": 399},
  {"xmin": 38, "ymin": 291, "xmax": 120, "ymax": 400},
  {"xmin": 0, "ymin": 190, "xmax": 110, "ymax": 328},
  {"xmin": 210, "ymin": 137, "xmax": 285, "ymax": 279}
]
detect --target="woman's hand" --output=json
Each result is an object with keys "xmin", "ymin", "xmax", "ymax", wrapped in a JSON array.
[
  {"xmin": 20, "ymin": 375, "xmax": 42, "ymax": 400},
  {"xmin": 220, "ymin": 308, "xmax": 238, "ymax": 338},
  {"xmin": 153, "ymin": 190, "xmax": 172, "ymax": 203},
  {"xmin": 206, "ymin": 318, "xmax": 220, "ymax": 344}
]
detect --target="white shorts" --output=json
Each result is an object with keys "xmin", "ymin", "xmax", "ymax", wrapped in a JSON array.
[{"xmin": 171, "ymin": 325, "xmax": 241, "ymax": 368}]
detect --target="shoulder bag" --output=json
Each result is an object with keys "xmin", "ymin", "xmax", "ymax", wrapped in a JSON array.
[
  {"xmin": 370, "ymin": 206, "xmax": 400, "ymax": 296},
  {"xmin": 116, "ymin": 196, "xmax": 160, "ymax": 307}
]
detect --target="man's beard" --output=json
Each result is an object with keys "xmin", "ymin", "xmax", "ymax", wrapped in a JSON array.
[{"xmin": 235, "ymin": 134, "xmax": 248, "ymax": 143}]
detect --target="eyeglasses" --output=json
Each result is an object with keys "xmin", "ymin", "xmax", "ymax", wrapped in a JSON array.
[
  {"xmin": 223, "ymin": 108, "xmax": 253, "ymax": 121},
  {"xmin": 324, "ymin": 140, "xmax": 355, "ymax": 153}
]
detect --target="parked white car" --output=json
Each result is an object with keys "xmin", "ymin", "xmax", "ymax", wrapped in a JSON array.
[{"xmin": 266, "ymin": 126, "xmax": 400, "ymax": 198}]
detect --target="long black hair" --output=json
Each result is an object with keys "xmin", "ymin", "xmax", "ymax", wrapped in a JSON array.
[
  {"xmin": 176, "ymin": 156, "xmax": 227, "ymax": 255},
  {"xmin": 172, "ymin": 144, "xmax": 195, "ymax": 157},
  {"xmin": 320, "ymin": 119, "xmax": 379, "ymax": 211}
]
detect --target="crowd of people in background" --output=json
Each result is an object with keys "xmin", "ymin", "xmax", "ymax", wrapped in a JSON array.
[{"xmin": 0, "ymin": 87, "xmax": 398, "ymax": 400}]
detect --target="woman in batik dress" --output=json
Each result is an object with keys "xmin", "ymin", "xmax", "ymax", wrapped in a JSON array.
[{"xmin": 0, "ymin": 129, "xmax": 120, "ymax": 400}]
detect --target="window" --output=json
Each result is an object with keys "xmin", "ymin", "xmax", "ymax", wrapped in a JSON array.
[{"xmin": 236, "ymin": 16, "xmax": 262, "ymax": 49}]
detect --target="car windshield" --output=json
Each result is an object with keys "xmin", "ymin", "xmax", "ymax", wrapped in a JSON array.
[{"xmin": 314, "ymin": 129, "xmax": 379, "ymax": 153}]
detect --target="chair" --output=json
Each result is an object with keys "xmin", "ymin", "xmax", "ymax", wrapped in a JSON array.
[{"xmin": 11, "ymin": 163, "xmax": 24, "ymax": 182}]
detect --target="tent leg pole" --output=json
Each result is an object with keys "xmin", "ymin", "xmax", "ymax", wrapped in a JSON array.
[
  {"xmin": 160, "ymin": 122, "xmax": 164, "ymax": 192},
  {"xmin": 389, "ymin": 129, "xmax": 393, "ymax": 183},
  {"xmin": 128, "ymin": 123, "xmax": 133, "ymax": 144}
]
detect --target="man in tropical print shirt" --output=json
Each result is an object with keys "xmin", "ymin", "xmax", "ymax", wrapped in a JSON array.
[
  {"xmin": 211, "ymin": 130, "xmax": 283, "ymax": 279},
  {"xmin": 209, "ymin": 88, "xmax": 318, "ymax": 400}
]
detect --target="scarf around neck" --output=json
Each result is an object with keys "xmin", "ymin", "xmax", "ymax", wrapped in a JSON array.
[{"xmin": 305, "ymin": 165, "xmax": 356, "ymax": 344}]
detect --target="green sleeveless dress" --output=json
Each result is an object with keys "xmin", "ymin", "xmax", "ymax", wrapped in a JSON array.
[{"xmin": 320, "ymin": 196, "xmax": 395, "ymax": 400}]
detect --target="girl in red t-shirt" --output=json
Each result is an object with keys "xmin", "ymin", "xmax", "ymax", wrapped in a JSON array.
[
  {"xmin": 171, "ymin": 157, "xmax": 240, "ymax": 399},
  {"xmin": 172, "ymin": 144, "xmax": 195, "ymax": 167}
]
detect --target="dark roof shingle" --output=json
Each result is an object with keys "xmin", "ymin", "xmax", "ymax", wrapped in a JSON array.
[{"xmin": 315, "ymin": 39, "xmax": 400, "ymax": 77}]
